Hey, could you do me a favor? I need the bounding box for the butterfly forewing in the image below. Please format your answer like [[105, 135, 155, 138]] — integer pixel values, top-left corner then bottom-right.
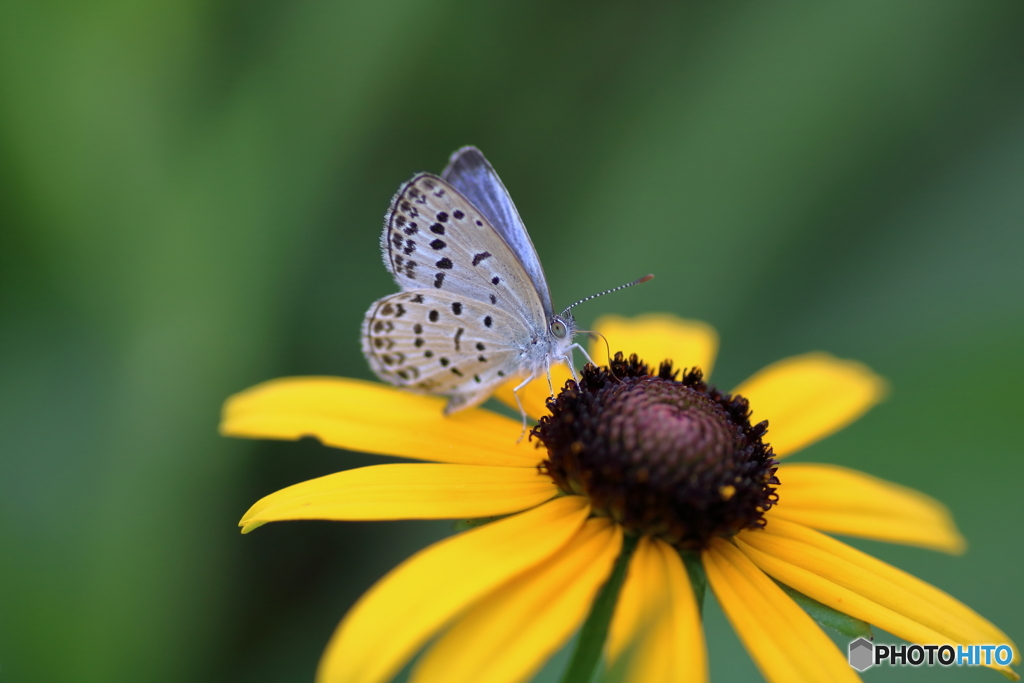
[[362, 290, 526, 411], [382, 174, 547, 332], [441, 147, 554, 319]]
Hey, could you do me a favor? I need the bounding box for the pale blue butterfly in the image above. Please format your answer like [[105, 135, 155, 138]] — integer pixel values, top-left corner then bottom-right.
[[362, 147, 651, 422]]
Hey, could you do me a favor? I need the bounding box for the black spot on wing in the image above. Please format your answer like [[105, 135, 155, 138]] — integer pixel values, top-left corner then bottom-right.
[[408, 186, 427, 205], [434, 273, 445, 288], [430, 239, 446, 250], [436, 258, 453, 269], [398, 367, 421, 382], [472, 252, 491, 266]]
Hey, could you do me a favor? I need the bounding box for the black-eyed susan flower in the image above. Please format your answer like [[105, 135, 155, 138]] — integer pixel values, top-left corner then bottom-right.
[[221, 313, 1018, 683]]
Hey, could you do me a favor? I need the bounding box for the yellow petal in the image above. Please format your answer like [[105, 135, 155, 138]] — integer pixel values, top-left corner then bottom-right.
[[703, 538, 862, 683], [607, 536, 661, 664], [315, 496, 591, 683], [239, 464, 558, 532], [221, 377, 541, 467], [735, 519, 1018, 673], [592, 314, 719, 378], [410, 517, 622, 683], [607, 537, 707, 683], [733, 353, 887, 458], [770, 463, 966, 553], [492, 364, 575, 422]]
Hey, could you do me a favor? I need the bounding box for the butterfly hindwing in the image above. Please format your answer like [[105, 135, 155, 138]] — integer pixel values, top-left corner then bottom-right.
[[362, 290, 528, 410]]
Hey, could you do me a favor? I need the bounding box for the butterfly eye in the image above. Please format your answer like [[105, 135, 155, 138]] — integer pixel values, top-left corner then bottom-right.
[[550, 319, 567, 339]]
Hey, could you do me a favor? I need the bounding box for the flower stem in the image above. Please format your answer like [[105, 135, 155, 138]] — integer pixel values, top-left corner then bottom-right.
[[558, 533, 639, 683]]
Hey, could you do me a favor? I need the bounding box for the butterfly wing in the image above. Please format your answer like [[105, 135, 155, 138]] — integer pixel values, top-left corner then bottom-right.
[[371, 158, 571, 414], [362, 289, 528, 412], [441, 147, 554, 319], [381, 173, 548, 334]]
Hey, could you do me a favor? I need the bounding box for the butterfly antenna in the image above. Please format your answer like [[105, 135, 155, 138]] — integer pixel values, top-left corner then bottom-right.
[[563, 274, 654, 313]]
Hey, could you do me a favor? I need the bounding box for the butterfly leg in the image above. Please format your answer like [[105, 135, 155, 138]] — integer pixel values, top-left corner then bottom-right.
[[568, 343, 598, 371], [554, 354, 578, 384], [512, 372, 539, 443]]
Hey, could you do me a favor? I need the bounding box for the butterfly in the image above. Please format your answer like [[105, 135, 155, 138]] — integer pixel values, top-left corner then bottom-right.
[[361, 146, 650, 421]]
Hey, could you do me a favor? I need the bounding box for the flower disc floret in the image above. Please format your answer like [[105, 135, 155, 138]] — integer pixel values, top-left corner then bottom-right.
[[533, 353, 780, 549]]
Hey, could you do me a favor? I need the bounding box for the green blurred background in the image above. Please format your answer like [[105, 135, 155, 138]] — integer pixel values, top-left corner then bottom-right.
[[1, 1, 1022, 681]]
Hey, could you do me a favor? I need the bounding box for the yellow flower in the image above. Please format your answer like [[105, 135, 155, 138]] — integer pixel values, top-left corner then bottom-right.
[[221, 314, 1017, 683]]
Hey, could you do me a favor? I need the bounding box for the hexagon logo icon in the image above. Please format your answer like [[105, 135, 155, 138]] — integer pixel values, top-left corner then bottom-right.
[[849, 638, 874, 671]]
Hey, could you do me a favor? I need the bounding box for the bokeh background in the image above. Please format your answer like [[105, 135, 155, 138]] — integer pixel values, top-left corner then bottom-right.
[[2, 1, 1022, 681]]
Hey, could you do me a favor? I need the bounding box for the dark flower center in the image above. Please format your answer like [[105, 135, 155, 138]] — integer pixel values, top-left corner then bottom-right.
[[532, 353, 779, 550]]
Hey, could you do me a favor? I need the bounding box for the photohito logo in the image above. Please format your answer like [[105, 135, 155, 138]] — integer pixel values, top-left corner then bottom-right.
[[848, 638, 1014, 672]]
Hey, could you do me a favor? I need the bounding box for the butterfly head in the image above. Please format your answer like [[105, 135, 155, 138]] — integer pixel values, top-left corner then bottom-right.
[[550, 310, 577, 345]]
